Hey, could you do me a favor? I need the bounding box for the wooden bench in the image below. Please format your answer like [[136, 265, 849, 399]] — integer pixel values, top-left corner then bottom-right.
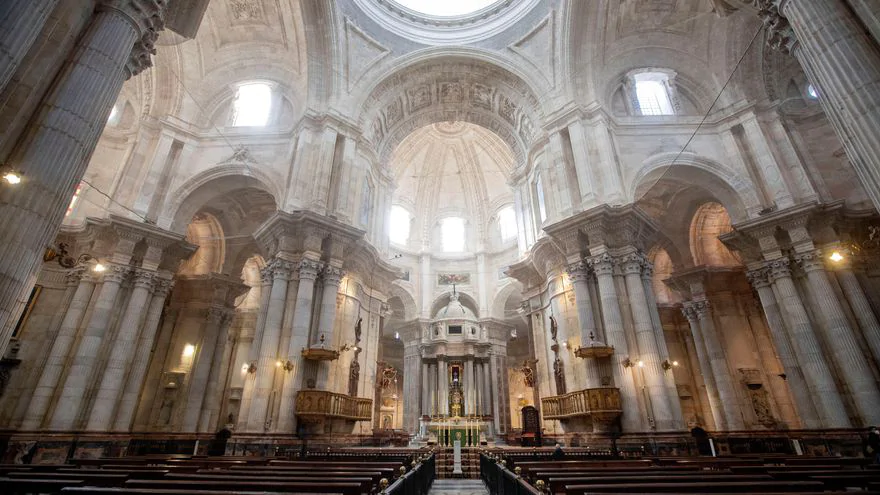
[[562, 480, 825, 493], [5, 471, 128, 487], [124, 478, 365, 494], [0, 476, 86, 494]]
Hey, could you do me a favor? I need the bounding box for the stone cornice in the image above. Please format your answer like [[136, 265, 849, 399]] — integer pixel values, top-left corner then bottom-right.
[[544, 204, 660, 253]]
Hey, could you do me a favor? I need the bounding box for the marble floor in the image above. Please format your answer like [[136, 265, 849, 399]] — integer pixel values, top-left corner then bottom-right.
[[429, 479, 489, 495]]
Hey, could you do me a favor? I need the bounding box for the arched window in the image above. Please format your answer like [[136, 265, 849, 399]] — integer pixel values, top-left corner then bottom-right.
[[807, 84, 818, 99], [498, 205, 517, 242], [107, 104, 121, 126], [389, 205, 411, 245], [534, 174, 547, 224], [231, 83, 272, 126], [441, 217, 465, 252], [632, 72, 674, 116]]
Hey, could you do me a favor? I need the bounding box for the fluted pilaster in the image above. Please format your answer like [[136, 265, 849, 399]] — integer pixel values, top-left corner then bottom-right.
[[113, 278, 172, 431], [0, 0, 167, 357], [797, 251, 880, 425], [682, 304, 724, 430], [590, 253, 641, 431], [836, 266, 880, 365], [768, 258, 850, 427], [694, 300, 745, 429], [21, 268, 94, 430], [246, 259, 293, 432], [86, 269, 157, 431], [0, 0, 59, 92], [198, 310, 234, 432]]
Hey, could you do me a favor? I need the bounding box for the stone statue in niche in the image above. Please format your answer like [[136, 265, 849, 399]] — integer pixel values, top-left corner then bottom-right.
[[748, 386, 776, 427], [520, 361, 535, 388], [549, 315, 558, 342], [348, 357, 360, 396], [354, 317, 362, 343], [553, 355, 566, 395]]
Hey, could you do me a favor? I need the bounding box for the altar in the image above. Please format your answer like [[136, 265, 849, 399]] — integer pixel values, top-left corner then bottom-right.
[[420, 415, 491, 447]]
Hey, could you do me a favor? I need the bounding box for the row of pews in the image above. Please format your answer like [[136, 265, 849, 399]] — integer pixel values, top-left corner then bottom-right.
[[481, 449, 880, 494], [0, 449, 435, 494]]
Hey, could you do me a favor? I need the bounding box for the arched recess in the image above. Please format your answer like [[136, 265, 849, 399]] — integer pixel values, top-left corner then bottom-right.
[[389, 283, 418, 322], [356, 54, 546, 170], [490, 281, 524, 320], [178, 212, 226, 276], [165, 165, 282, 233], [689, 202, 741, 267], [631, 153, 760, 223], [647, 246, 680, 306], [430, 291, 480, 320], [299, 0, 340, 109]]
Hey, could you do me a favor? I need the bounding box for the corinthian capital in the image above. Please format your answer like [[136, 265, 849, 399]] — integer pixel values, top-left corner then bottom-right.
[[566, 260, 591, 283], [100, 0, 168, 34], [132, 269, 157, 289], [692, 300, 712, 318], [767, 258, 792, 281], [322, 266, 345, 286], [298, 260, 323, 281], [742, 0, 798, 53], [746, 266, 772, 289], [795, 250, 826, 273], [589, 253, 615, 276]]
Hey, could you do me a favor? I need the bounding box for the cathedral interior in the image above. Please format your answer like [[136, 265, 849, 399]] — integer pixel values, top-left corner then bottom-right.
[[2, 0, 880, 469]]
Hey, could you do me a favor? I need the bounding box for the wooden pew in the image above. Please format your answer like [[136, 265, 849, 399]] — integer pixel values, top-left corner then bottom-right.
[[0, 476, 86, 494], [562, 480, 825, 493], [123, 478, 364, 494], [5, 471, 127, 487]]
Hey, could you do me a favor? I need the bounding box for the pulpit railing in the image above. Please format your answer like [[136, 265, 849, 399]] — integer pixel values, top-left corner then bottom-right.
[[295, 390, 372, 421], [540, 387, 622, 420]]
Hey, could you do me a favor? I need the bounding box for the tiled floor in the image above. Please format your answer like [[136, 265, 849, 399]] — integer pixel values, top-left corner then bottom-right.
[[428, 479, 489, 495]]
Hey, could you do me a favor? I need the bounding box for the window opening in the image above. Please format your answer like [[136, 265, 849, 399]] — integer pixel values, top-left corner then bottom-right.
[[232, 83, 272, 126]]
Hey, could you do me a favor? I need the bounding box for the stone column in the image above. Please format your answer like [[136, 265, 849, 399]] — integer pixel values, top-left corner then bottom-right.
[[402, 342, 420, 433], [438, 356, 448, 416], [237, 270, 272, 430], [276, 260, 320, 432], [682, 304, 724, 430], [567, 261, 601, 388], [86, 269, 156, 430], [246, 260, 292, 432], [747, 268, 819, 428], [836, 266, 880, 364], [199, 310, 234, 432], [464, 358, 474, 415], [421, 360, 430, 416], [180, 307, 225, 432], [0, 0, 59, 91], [21, 268, 94, 430], [641, 263, 684, 429], [0, 0, 166, 356], [482, 361, 492, 417], [313, 266, 342, 390], [797, 251, 880, 425], [315, 266, 343, 346], [590, 253, 641, 431], [693, 300, 745, 430], [768, 0, 880, 211], [49, 264, 128, 430], [113, 278, 172, 431], [767, 258, 850, 427], [622, 253, 674, 430]]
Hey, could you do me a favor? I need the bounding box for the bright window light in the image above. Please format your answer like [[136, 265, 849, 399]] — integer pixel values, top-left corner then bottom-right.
[[498, 206, 517, 242], [441, 217, 465, 252], [807, 84, 818, 99], [394, 0, 497, 16], [389, 205, 411, 245], [66, 183, 83, 217], [232, 83, 272, 126], [107, 104, 120, 125], [535, 175, 547, 223], [633, 73, 674, 116]]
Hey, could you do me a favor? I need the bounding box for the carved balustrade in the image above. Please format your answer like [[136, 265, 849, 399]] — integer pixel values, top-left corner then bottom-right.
[[541, 387, 622, 421], [295, 390, 372, 421]]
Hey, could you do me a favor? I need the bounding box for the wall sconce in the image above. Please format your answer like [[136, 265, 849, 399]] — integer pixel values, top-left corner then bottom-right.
[[275, 360, 294, 372], [340, 343, 360, 353], [622, 357, 634, 368], [243, 362, 257, 374], [661, 359, 679, 371], [43, 243, 96, 269], [182, 344, 195, 358], [2, 169, 22, 185], [828, 251, 845, 263]]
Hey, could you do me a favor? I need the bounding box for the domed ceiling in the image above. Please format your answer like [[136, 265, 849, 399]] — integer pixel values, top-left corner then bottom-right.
[[390, 122, 515, 245]]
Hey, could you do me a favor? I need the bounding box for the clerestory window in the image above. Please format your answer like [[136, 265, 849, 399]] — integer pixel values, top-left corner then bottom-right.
[[498, 205, 517, 242], [441, 217, 466, 252], [631, 72, 675, 116], [389, 205, 411, 245], [231, 83, 273, 126]]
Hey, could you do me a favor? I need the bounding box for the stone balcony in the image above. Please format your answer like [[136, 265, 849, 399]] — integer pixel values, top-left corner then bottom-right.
[[295, 390, 372, 422], [541, 387, 622, 429]]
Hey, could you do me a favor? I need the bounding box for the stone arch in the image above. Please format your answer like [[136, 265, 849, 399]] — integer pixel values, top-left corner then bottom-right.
[[631, 152, 760, 223], [389, 282, 418, 322], [490, 280, 524, 320], [647, 245, 681, 306], [355, 53, 546, 170], [430, 291, 480, 320], [164, 164, 282, 233], [689, 202, 741, 267], [178, 212, 226, 276]]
